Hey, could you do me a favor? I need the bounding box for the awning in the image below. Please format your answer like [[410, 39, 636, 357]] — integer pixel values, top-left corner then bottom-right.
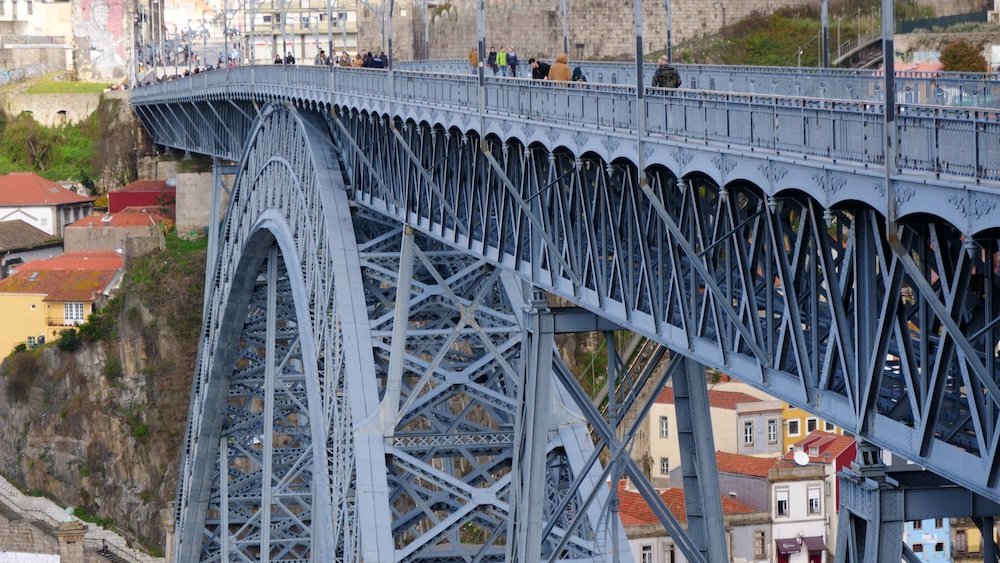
[[802, 536, 828, 552], [776, 538, 802, 555]]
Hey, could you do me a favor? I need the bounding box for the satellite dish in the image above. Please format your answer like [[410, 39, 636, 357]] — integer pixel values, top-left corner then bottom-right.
[[793, 451, 810, 466]]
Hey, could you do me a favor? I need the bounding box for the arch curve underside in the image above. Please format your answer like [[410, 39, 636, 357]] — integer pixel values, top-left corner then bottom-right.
[[175, 103, 622, 561]]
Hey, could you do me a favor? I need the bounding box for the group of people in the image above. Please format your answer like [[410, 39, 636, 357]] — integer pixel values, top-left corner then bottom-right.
[[469, 49, 681, 88], [273, 49, 390, 69]]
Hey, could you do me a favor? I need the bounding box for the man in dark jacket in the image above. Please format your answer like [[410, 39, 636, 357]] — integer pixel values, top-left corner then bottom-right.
[[528, 58, 550, 80], [651, 55, 681, 88]]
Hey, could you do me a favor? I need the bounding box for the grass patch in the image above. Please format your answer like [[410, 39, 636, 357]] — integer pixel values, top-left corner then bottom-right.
[[25, 80, 109, 94], [74, 506, 114, 528]]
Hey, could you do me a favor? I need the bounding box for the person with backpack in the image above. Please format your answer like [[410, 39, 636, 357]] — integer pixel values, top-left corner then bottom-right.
[[652, 55, 681, 88]]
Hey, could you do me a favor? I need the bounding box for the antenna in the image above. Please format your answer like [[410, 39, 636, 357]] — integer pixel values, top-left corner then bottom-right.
[[793, 450, 810, 466]]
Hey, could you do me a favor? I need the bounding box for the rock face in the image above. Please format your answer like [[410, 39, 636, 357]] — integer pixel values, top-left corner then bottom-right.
[[0, 244, 204, 552]]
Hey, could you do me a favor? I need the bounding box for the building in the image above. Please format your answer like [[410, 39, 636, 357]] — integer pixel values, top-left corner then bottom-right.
[[617, 480, 768, 563], [781, 431, 857, 557], [647, 386, 763, 486], [769, 461, 829, 563], [64, 212, 165, 257], [248, 0, 358, 64], [0, 220, 61, 278], [781, 403, 841, 452], [108, 179, 176, 213], [951, 518, 988, 561], [0, 173, 95, 237], [737, 400, 785, 457], [0, 251, 123, 353], [904, 518, 950, 561]]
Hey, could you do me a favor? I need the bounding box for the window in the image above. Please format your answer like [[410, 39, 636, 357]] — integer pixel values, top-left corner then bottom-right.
[[956, 530, 968, 553], [65, 302, 85, 325], [935, 542, 944, 552], [659, 416, 669, 438], [913, 543, 923, 553], [807, 486, 821, 514], [934, 518, 943, 528], [787, 419, 800, 437], [640, 545, 652, 563], [667, 543, 676, 563], [743, 421, 754, 446], [754, 530, 767, 558], [767, 419, 778, 444], [27, 336, 35, 347], [824, 421, 836, 432], [776, 488, 789, 517], [660, 457, 669, 475], [806, 417, 818, 433], [0, 1, 5, 16], [26, 0, 30, 14], [912, 520, 922, 530]]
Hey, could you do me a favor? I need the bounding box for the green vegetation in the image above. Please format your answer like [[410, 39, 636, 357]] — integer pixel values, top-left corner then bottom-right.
[[74, 505, 115, 528], [103, 356, 123, 382], [55, 328, 82, 352], [0, 111, 98, 186], [1, 350, 41, 403], [940, 39, 989, 72], [25, 79, 109, 95]]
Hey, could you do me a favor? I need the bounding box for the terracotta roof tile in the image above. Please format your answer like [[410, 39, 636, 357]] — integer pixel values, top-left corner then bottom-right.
[[715, 451, 778, 478], [69, 213, 157, 228], [0, 220, 59, 252], [616, 481, 755, 526], [783, 431, 857, 464], [22, 251, 124, 271], [0, 251, 123, 301], [655, 387, 763, 409], [0, 173, 95, 205], [115, 179, 175, 193]]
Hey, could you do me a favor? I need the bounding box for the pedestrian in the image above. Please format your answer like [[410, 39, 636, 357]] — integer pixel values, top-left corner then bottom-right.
[[284, 51, 295, 65], [274, 54, 283, 64], [468, 46, 479, 73], [353, 53, 364, 67], [508, 49, 519, 77], [497, 46, 508, 76], [547, 53, 571, 81], [487, 47, 497, 75], [377, 51, 388, 68], [314, 49, 327, 66], [651, 55, 681, 88], [363, 51, 374, 68], [571, 67, 587, 82], [528, 57, 550, 79], [340, 51, 352, 66]]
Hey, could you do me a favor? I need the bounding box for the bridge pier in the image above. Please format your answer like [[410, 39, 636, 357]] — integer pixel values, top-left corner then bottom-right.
[[835, 441, 907, 563]]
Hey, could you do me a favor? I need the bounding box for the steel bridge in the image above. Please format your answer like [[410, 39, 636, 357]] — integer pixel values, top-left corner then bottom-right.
[[132, 61, 1000, 562]]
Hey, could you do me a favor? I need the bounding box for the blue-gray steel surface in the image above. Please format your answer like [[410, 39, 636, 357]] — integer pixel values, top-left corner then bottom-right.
[[132, 66, 1000, 184], [393, 59, 1000, 108]]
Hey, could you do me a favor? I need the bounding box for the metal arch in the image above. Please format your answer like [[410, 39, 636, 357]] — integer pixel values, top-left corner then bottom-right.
[[175, 102, 394, 561]]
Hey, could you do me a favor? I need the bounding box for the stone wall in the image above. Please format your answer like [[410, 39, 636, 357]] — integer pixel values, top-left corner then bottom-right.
[[176, 171, 231, 236], [361, 0, 993, 62], [1, 92, 103, 127], [64, 224, 164, 258], [0, 517, 58, 555]]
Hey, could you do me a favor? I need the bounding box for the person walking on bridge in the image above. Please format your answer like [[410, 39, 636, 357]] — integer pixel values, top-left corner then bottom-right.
[[651, 55, 681, 88], [508, 49, 519, 77], [497, 47, 508, 76], [547, 53, 571, 81], [468, 46, 479, 74], [528, 57, 550, 79]]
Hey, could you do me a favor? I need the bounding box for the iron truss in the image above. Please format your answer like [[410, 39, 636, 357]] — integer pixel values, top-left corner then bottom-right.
[[174, 103, 647, 561]]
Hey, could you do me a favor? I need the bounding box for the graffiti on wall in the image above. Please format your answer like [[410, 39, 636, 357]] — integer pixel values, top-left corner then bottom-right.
[[74, 0, 128, 79]]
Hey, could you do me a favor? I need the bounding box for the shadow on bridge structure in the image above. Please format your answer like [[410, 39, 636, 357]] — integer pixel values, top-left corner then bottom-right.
[[131, 59, 1000, 562]]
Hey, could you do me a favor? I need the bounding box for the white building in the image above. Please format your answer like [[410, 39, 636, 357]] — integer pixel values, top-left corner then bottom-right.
[[647, 386, 763, 486], [0, 173, 94, 237], [770, 462, 829, 563]]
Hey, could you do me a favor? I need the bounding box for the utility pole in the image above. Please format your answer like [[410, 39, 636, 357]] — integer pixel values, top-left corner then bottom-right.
[[663, 0, 672, 63], [821, 0, 829, 67], [560, 0, 568, 54]]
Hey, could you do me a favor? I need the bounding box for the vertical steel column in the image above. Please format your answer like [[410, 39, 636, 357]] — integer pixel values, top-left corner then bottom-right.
[[218, 437, 229, 561], [663, 0, 672, 63], [560, 0, 569, 55], [506, 294, 554, 562], [378, 225, 414, 435], [606, 331, 622, 563], [259, 246, 278, 562], [674, 357, 729, 562], [204, 158, 224, 313], [855, 210, 877, 431], [821, 0, 829, 67], [982, 516, 997, 562], [881, 0, 898, 232], [835, 442, 906, 563]]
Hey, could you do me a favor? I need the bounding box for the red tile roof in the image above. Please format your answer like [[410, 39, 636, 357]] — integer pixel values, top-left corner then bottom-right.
[[715, 451, 778, 478], [0, 252, 123, 302], [21, 251, 124, 271], [0, 173, 95, 206], [115, 179, 174, 193], [616, 481, 755, 526], [69, 213, 157, 228], [655, 387, 762, 409], [783, 431, 857, 464]]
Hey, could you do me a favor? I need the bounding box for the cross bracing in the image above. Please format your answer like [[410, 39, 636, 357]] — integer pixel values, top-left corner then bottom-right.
[[132, 65, 1000, 561]]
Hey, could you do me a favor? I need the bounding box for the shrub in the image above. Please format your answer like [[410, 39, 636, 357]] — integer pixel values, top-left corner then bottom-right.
[[2, 352, 41, 403], [11, 343, 27, 354], [103, 356, 123, 382], [55, 329, 81, 352], [940, 40, 988, 73]]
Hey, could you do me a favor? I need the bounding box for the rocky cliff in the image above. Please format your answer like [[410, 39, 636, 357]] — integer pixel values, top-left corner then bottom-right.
[[0, 235, 205, 553]]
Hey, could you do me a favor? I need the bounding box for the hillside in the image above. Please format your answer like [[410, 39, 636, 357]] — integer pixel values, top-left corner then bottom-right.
[[0, 232, 206, 553]]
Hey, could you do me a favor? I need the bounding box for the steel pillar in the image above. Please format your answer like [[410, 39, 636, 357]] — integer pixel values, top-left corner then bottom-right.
[[674, 358, 728, 562], [835, 442, 906, 563]]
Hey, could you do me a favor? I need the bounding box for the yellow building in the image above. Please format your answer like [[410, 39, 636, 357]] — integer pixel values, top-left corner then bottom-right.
[[952, 518, 986, 561], [0, 252, 123, 355], [781, 402, 843, 452]]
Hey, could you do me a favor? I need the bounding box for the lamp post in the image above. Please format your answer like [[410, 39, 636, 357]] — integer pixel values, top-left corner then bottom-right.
[[881, 0, 898, 230], [821, 0, 829, 67], [663, 0, 672, 63], [560, 0, 568, 54], [797, 47, 803, 68]]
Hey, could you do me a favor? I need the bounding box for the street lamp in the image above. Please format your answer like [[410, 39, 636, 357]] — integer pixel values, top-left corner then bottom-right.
[[797, 47, 803, 68]]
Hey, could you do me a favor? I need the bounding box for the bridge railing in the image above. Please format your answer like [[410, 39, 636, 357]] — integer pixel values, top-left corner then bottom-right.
[[132, 67, 1000, 182]]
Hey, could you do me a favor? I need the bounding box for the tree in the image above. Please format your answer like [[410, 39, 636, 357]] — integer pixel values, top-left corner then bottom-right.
[[940, 40, 988, 73], [0, 113, 58, 170]]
